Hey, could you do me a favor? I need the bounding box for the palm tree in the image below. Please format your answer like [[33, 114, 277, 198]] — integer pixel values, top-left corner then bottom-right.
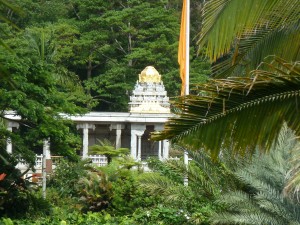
[[138, 149, 240, 224], [198, 0, 299, 78], [148, 127, 300, 224], [284, 140, 300, 201], [152, 0, 300, 158], [153, 58, 300, 157], [211, 128, 300, 225]]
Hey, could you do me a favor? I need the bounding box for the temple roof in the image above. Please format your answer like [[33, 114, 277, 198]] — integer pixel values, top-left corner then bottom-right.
[[129, 66, 170, 114], [139, 66, 161, 83]]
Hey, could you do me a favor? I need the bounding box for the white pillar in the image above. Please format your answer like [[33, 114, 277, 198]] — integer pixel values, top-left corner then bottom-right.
[[116, 129, 122, 149], [82, 127, 89, 159], [184, 151, 189, 186], [130, 124, 146, 161], [110, 124, 125, 149], [130, 132, 137, 160], [137, 135, 142, 161], [43, 139, 51, 159], [154, 124, 170, 161], [163, 140, 169, 160], [158, 141, 162, 160], [6, 121, 19, 154], [77, 123, 95, 159]]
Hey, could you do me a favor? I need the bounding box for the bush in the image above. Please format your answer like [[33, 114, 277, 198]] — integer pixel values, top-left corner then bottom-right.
[[47, 159, 89, 197], [108, 169, 155, 216], [133, 205, 191, 225]]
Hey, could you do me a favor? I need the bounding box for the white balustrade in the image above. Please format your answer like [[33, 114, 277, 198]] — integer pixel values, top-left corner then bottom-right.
[[16, 154, 108, 176], [88, 155, 108, 167]]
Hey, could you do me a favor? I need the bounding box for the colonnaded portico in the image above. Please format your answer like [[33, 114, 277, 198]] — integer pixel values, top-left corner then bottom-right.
[[73, 66, 172, 161], [72, 112, 170, 161], [4, 66, 172, 163]]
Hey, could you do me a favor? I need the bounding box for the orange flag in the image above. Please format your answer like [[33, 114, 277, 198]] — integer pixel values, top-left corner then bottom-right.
[[178, 0, 187, 96]]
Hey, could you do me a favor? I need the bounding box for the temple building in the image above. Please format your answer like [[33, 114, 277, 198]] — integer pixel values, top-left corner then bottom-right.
[[73, 66, 171, 161], [5, 66, 172, 165]]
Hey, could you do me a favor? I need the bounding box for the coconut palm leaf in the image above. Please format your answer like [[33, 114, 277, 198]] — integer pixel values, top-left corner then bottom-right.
[[198, 0, 300, 77], [212, 21, 300, 77], [211, 130, 300, 225], [138, 172, 186, 203], [199, 0, 299, 60], [284, 142, 300, 201], [152, 57, 300, 157], [0, 0, 22, 30]]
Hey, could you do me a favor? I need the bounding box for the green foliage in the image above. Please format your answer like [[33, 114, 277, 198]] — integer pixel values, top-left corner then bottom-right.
[[0, 174, 51, 219], [211, 128, 300, 224], [0, 25, 92, 168], [108, 168, 155, 216], [7, 0, 208, 111], [89, 139, 129, 164], [0, 155, 50, 218], [198, 0, 300, 77], [133, 205, 191, 225], [77, 169, 113, 212], [139, 155, 230, 224], [48, 159, 89, 197], [153, 57, 300, 158]]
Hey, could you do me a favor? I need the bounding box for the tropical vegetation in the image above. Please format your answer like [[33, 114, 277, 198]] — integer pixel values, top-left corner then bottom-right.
[[1, 0, 300, 224], [153, 0, 300, 157]]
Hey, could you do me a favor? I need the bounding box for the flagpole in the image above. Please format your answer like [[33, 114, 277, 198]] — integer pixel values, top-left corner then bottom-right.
[[183, 0, 190, 186], [185, 0, 190, 96]]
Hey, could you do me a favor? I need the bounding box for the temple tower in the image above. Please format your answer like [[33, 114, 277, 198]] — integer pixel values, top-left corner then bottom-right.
[[129, 66, 170, 113]]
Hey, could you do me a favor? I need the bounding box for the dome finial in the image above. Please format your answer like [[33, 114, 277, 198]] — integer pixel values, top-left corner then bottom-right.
[[139, 66, 161, 83]]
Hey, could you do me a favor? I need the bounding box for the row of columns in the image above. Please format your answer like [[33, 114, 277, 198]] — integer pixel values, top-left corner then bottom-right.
[[77, 123, 169, 161], [6, 121, 169, 162]]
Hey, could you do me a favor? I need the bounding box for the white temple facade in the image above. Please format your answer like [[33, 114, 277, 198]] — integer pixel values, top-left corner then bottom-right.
[[74, 66, 171, 161], [5, 66, 172, 163]]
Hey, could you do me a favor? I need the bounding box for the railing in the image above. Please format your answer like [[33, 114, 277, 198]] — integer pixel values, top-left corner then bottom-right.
[[16, 154, 43, 172], [16, 154, 108, 173], [88, 155, 108, 167]]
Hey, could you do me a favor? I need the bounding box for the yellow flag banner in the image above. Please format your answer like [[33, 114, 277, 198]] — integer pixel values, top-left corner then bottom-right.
[[178, 0, 186, 96]]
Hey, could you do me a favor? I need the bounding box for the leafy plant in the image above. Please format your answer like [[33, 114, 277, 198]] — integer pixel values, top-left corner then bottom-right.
[[198, 0, 299, 77], [138, 152, 236, 224], [48, 159, 90, 197], [153, 57, 300, 158], [89, 139, 129, 164], [211, 128, 300, 224], [76, 169, 113, 213]]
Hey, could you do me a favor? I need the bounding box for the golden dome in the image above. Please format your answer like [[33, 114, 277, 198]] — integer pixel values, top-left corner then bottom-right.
[[139, 66, 161, 83]]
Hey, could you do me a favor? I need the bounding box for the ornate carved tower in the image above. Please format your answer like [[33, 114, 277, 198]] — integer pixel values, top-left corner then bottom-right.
[[129, 66, 170, 113]]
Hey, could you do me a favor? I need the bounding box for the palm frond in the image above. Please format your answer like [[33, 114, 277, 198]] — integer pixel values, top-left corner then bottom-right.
[[212, 21, 300, 77], [0, 0, 23, 29], [211, 133, 300, 224], [138, 173, 187, 203], [152, 57, 300, 157], [198, 0, 300, 62], [284, 143, 300, 201]]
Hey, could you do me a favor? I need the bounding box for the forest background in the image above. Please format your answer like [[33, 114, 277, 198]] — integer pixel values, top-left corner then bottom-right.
[[2, 0, 209, 111], [1, 0, 299, 224], [0, 0, 209, 163]]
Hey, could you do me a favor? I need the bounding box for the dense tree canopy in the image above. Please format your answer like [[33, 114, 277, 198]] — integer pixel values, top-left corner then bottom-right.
[[0, 0, 209, 168], [5, 0, 209, 111]]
